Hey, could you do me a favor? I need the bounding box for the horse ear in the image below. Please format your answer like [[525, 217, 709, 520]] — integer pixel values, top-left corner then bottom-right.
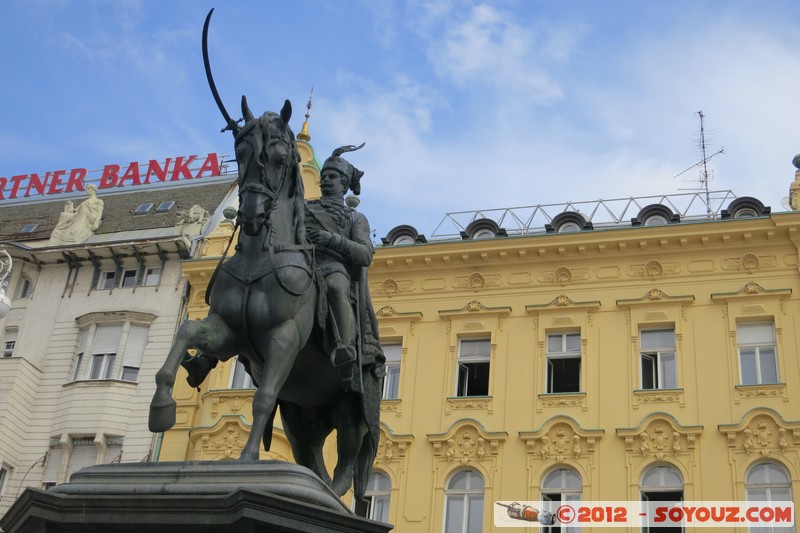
[[280, 99, 292, 125], [241, 95, 255, 123]]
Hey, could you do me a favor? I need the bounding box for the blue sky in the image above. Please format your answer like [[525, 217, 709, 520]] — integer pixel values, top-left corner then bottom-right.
[[2, 0, 800, 239]]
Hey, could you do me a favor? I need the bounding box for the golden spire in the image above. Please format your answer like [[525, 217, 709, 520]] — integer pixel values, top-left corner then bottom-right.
[[297, 86, 313, 142]]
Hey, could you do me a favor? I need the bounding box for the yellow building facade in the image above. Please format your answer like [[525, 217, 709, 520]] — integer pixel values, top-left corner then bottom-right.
[[157, 137, 800, 531]]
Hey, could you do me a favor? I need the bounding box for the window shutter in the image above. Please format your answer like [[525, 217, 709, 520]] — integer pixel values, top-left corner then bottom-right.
[[42, 446, 64, 483], [76, 328, 90, 354], [123, 325, 149, 369], [68, 439, 98, 477], [93, 325, 123, 354]]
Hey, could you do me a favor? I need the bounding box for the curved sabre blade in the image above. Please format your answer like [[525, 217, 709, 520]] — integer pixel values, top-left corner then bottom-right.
[[202, 8, 238, 133]]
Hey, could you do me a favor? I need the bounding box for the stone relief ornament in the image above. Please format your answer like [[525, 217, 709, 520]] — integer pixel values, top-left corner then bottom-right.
[[453, 272, 501, 292], [49, 185, 105, 245], [429, 423, 504, 465], [628, 260, 680, 280]]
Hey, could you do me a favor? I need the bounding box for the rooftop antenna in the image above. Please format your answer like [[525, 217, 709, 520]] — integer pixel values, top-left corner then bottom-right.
[[674, 110, 724, 218]]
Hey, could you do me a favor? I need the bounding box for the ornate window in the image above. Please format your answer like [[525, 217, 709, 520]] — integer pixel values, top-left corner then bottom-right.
[[737, 322, 778, 385], [641, 465, 684, 533], [640, 329, 676, 390], [541, 468, 582, 532], [746, 463, 793, 529], [364, 471, 391, 523], [456, 339, 491, 397], [382, 343, 401, 400], [546, 332, 581, 393], [444, 469, 484, 533]]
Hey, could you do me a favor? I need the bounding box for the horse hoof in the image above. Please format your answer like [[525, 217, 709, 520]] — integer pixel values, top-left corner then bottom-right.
[[331, 478, 351, 497], [238, 450, 259, 461], [149, 397, 177, 432]]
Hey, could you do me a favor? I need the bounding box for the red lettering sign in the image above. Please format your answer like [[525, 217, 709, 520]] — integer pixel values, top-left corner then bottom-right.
[[1, 153, 222, 201]]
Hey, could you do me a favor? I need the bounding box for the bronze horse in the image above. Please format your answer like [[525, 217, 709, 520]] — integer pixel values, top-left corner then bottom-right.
[[148, 97, 379, 507]]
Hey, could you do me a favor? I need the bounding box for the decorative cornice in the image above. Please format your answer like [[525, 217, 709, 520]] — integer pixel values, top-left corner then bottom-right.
[[428, 418, 507, 464], [718, 408, 800, 457], [616, 288, 695, 308], [526, 295, 601, 314], [520, 416, 604, 462], [76, 310, 157, 326], [711, 282, 792, 302], [617, 413, 702, 461], [438, 300, 512, 319], [374, 305, 423, 321]]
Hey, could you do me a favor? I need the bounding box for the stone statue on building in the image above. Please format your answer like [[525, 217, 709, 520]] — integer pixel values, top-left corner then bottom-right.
[[177, 204, 209, 225], [49, 185, 104, 245]]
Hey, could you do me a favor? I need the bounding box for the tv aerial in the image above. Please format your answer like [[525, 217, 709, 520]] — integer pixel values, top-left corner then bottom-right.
[[674, 110, 724, 218]]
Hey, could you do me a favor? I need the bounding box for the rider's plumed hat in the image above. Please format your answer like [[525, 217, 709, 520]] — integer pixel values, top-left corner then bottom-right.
[[322, 143, 365, 195]]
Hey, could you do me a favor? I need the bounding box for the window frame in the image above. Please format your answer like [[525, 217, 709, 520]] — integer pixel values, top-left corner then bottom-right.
[[229, 356, 256, 389], [96, 271, 117, 291], [541, 468, 582, 532], [443, 469, 485, 533], [455, 338, 491, 398], [545, 331, 582, 394], [737, 321, 779, 386], [16, 274, 33, 299], [143, 266, 162, 287], [639, 328, 677, 390], [3, 327, 18, 357], [119, 269, 138, 289], [381, 343, 402, 400], [364, 471, 391, 523], [0, 463, 10, 500], [745, 462, 793, 511], [71, 321, 150, 383]]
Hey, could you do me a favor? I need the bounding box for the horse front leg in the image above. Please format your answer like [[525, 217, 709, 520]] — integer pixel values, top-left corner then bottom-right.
[[240, 320, 300, 460], [149, 314, 237, 432]]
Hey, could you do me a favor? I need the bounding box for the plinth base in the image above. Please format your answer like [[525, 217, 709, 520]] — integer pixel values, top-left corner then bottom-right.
[[0, 461, 392, 533]]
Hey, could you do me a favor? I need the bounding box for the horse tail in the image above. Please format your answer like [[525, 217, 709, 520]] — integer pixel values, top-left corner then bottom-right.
[[352, 430, 377, 515]]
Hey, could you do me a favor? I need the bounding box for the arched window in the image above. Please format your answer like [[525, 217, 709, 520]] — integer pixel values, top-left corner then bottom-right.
[[541, 468, 582, 532], [364, 471, 391, 523], [746, 463, 794, 533], [641, 465, 684, 533], [444, 469, 484, 533]]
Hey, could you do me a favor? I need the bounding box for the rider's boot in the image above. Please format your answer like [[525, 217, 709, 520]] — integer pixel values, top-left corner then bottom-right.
[[331, 344, 356, 390], [181, 352, 219, 389]]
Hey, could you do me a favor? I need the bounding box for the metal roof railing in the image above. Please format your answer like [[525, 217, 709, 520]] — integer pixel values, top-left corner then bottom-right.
[[431, 190, 740, 239]]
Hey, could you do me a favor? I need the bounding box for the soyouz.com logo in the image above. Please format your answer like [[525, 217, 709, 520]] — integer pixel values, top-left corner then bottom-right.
[[494, 501, 795, 528]]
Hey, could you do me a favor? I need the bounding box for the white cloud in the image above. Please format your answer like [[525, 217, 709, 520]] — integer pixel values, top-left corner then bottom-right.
[[425, 3, 564, 103]]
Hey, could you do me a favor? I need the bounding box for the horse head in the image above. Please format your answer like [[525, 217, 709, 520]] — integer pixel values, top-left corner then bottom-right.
[[234, 97, 295, 236]]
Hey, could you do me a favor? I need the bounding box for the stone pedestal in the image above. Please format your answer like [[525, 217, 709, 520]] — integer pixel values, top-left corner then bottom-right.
[[0, 461, 392, 533]]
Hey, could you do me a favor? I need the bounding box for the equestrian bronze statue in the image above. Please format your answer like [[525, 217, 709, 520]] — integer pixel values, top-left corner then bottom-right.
[[149, 9, 385, 514]]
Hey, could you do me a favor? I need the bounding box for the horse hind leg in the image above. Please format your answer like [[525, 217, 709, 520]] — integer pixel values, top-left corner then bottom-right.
[[149, 314, 237, 432], [280, 402, 333, 486], [330, 394, 369, 497]]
